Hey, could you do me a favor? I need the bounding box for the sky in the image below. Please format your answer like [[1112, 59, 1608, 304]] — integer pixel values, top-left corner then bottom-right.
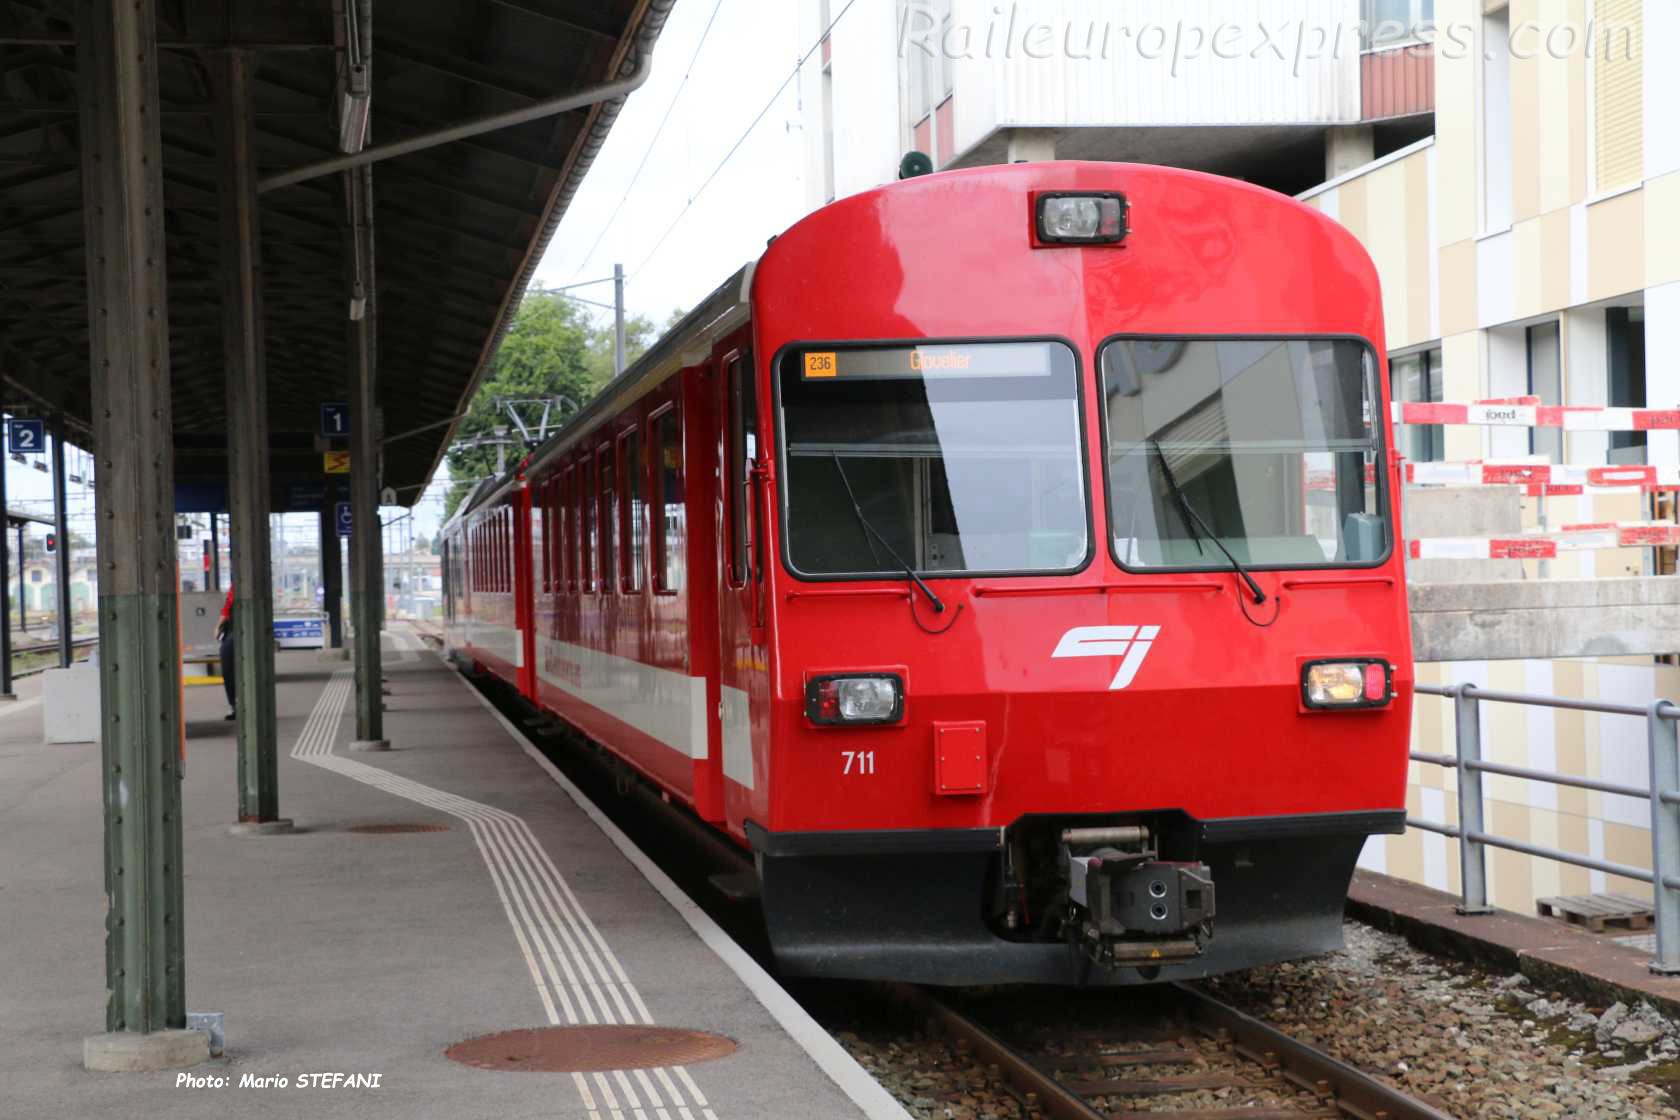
[[410, 0, 809, 535]]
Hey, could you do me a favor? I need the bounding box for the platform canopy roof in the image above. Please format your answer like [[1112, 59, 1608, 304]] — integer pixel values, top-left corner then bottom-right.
[[0, 0, 670, 505]]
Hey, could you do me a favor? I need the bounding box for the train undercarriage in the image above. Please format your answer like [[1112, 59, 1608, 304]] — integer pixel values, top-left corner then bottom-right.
[[748, 809, 1404, 987]]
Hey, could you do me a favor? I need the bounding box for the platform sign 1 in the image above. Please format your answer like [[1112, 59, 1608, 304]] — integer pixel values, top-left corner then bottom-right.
[[7, 418, 44, 454], [320, 402, 350, 437], [335, 501, 352, 537]]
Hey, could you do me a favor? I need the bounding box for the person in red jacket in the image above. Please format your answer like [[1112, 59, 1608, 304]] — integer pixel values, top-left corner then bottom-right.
[[216, 586, 235, 721]]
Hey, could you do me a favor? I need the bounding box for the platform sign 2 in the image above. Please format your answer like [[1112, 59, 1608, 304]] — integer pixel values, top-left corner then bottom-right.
[[320, 402, 350, 438], [7, 418, 44, 455], [336, 501, 352, 537]]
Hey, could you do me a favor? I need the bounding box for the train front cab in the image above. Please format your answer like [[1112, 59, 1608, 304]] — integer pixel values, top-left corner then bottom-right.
[[735, 162, 1414, 986]]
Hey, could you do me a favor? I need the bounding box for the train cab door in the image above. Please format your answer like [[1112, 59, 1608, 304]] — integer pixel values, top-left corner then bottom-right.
[[716, 348, 769, 822], [515, 482, 538, 700]]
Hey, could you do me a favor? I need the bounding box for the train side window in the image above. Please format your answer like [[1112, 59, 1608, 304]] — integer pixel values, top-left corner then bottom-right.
[[652, 405, 684, 594], [621, 427, 645, 593], [597, 444, 616, 592], [562, 465, 576, 593], [726, 353, 757, 587], [556, 474, 568, 593], [538, 480, 551, 594]]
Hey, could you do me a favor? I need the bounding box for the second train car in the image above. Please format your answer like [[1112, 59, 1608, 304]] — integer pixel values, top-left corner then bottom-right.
[[441, 160, 1413, 986]]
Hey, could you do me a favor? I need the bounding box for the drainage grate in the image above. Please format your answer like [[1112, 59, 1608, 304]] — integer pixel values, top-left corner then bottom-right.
[[445, 1025, 737, 1073], [348, 823, 450, 835]]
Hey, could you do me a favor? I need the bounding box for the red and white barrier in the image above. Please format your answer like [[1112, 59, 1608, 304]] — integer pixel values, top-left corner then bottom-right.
[[1408, 521, 1680, 560], [1393, 396, 1680, 431], [1404, 460, 1680, 496]]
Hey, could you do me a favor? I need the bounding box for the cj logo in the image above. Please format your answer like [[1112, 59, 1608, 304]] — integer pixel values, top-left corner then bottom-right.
[[1052, 626, 1160, 690]]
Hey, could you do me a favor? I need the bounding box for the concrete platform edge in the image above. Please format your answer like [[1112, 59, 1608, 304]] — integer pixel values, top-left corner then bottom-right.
[[451, 671, 914, 1120], [1347, 870, 1680, 1018]]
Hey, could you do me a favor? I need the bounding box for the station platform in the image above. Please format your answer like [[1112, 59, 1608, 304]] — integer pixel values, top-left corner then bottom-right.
[[1349, 869, 1680, 1018], [0, 627, 906, 1120]]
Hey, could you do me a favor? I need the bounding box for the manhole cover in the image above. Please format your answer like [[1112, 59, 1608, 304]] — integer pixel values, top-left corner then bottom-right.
[[348, 823, 450, 834], [445, 1025, 737, 1073]]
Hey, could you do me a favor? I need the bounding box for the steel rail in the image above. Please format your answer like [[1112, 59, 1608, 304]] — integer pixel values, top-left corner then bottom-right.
[[892, 982, 1455, 1120], [1172, 984, 1456, 1120]]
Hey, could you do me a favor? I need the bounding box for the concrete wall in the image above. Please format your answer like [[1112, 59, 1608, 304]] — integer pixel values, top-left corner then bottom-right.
[[799, 0, 1366, 209]]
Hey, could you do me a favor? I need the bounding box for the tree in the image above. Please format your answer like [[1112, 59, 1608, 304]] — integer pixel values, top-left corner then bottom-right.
[[442, 291, 664, 518]]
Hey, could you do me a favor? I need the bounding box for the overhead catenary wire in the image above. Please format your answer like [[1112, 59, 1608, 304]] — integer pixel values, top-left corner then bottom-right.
[[573, 0, 727, 277], [632, 0, 859, 277]]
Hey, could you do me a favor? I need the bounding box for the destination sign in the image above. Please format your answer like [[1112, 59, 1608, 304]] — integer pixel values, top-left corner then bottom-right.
[[801, 342, 1057, 381]]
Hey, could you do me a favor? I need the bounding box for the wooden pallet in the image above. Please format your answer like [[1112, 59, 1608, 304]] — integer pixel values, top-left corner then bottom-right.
[[1536, 892, 1654, 932]]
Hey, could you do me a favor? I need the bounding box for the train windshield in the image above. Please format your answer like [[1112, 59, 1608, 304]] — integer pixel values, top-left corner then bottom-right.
[[778, 341, 1089, 577], [1100, 337, 1388, 571]]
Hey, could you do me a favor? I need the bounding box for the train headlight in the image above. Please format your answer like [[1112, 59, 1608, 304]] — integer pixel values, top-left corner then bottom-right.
[[1302, 660, 1393, 710], [1035, 192, 1129, 245], [805, 674, 904, 726]]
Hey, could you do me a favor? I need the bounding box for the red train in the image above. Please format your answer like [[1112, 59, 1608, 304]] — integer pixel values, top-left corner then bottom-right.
[[441, 161, 1413, 986]]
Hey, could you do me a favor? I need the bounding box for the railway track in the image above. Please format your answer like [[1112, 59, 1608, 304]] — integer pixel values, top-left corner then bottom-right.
[[892, 981, 1456, 1120]]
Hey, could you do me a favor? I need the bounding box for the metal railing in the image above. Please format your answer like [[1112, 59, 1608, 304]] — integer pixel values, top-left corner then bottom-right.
[[1409, 682, 1680, 974]]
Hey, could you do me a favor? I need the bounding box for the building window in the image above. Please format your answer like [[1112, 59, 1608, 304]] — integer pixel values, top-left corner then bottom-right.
[[1608, 306, 1647, 457], [1593, 0, 1644, 193], [1482, 5, 1513, 232], [902, 0, 952, 162], [1362, 0, 1434, 50], [1392, 348, 1444, 462], [1527, 321, 1562, 463]]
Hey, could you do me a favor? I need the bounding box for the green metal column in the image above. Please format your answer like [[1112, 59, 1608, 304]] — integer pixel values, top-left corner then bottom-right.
[[76, 0, 187, 1039], [348, 165, 386, 750], [321, 500, 344, 651], [211, 49, 286, 827]]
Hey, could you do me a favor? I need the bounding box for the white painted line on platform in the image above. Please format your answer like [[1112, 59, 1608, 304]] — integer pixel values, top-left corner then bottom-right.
[[456, 666, 915, 1120], [290, 666, 715, 1120]]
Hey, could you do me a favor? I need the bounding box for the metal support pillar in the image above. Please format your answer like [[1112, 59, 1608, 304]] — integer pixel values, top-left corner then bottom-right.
[[0, 462, 14, 698], [613, 262, 626, 375], [321, 501, 344, 650], [51, 420, 72, 667], [76, 0, 201, 1066], [348, 164, 386, 750], [16, 523, 25, 633], [209, 513, 221, 591], [1453, 685, 1493, 915], [212, 49, 286, 830], [1648, 702, 1680, 974]]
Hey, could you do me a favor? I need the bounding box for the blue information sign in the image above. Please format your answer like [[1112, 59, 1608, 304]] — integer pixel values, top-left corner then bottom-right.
[[320, 402, 350, 438], [335, 501, 353, 537], [7, 418, 44, 454], [273, 617, 325, 649]]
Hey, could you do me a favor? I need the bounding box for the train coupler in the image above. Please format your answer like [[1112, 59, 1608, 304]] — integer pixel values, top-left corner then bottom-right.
[[1063, 834, 1216, 971]]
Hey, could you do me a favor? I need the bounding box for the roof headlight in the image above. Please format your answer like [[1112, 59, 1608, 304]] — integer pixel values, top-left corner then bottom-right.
[[1035, 192, 1129, 245]]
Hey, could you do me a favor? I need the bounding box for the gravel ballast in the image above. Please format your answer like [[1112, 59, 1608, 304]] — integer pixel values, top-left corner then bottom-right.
[[1203, 921, 1680, 1119], [823, 920, 1680, 1120]]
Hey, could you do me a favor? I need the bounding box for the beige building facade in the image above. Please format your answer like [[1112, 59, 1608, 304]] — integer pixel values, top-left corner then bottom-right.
[[1304, 0, 1680, 909]]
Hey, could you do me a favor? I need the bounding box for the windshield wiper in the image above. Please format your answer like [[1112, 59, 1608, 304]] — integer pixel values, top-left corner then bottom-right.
[[830, 451, 946, 614], [1148, 440, 1266, 605]]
